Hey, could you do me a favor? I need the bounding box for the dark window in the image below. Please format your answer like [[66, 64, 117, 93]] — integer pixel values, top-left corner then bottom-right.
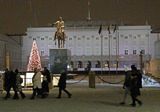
[[113, 37, 116, 39], [124, 36, 128, 39], [87, 37, 90, 40], [141, 50, 145, 54], [120, 34, 123, 37], [104, 37, 108, 39], [125, 50, 128, 55], [96, 37, 99, 40], [133, 50, 137, 54], [78, 61, 83, 68]]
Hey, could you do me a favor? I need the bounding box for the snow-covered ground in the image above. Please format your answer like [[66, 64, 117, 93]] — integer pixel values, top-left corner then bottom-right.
[[142, 75, 160, 87], [67, 75, 160, 87]]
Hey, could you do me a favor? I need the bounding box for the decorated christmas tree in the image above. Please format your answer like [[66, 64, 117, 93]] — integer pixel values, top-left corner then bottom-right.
[[27, 40, 42, 71]]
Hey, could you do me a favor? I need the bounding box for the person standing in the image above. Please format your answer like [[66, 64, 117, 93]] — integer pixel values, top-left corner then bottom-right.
[[30, 68, 42, 99], [57, 71, 72, 98]]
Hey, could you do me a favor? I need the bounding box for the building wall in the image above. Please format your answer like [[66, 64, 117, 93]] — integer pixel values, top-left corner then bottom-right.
[[150, 59, 160, 77], [0, 34, 22, 70], [22, 25, 157, 71]]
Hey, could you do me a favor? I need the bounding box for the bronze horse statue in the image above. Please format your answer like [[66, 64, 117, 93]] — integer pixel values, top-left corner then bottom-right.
[[52, 16, 66, 48], [54, 30, 66, 48]]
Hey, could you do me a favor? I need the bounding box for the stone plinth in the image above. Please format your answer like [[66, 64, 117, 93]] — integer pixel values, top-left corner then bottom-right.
[[49, 49, 71, 74]]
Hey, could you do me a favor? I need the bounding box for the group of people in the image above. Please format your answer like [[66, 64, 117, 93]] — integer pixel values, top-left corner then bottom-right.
[[30, 67, 71, 99], [30, 67, 51, 99], [3, 67, 72, 100], [120, 65, 143, 107], [3, 64, 142, 107], [3, 68, 25, 100]]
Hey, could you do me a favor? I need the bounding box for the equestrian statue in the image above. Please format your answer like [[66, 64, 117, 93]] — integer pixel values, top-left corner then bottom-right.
[[53, 17, 66, 48]]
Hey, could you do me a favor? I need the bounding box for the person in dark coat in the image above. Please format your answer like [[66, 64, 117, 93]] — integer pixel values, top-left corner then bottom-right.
[[41, 67, 51, 98], [4, 68, 19, 100], [130, 65, 142, 107], [3, 68, 11, 99], [15, 69, 26, 99], [57, 71, 72, 98], [120, 69, 131, 105]]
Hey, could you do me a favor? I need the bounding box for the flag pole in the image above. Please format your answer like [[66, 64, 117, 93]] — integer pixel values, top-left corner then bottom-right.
[[108, 34, 111, 75], [98, 25, 103, 76], [100, 33, 103, 76], [114, 25, 118, 75], [108, 25, 111, 75]]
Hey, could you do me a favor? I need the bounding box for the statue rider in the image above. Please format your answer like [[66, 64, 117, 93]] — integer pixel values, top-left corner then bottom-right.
[[54, 16, 65, 40]]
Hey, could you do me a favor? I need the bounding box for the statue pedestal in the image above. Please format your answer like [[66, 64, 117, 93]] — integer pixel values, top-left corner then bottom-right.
[[49, 49, 71, 74]]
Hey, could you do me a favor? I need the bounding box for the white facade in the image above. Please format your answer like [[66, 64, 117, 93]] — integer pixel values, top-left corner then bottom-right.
[[22, 25, 157, 71]]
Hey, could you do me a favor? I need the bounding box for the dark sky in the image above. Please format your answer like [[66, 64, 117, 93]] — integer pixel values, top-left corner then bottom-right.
[[0, 0, 160, 34]]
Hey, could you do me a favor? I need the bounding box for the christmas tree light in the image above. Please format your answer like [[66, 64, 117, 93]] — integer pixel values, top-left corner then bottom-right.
[[27, 40, 42, 71]]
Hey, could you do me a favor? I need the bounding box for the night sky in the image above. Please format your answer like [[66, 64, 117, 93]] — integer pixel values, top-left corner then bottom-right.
[[0, 0, 160, 34]]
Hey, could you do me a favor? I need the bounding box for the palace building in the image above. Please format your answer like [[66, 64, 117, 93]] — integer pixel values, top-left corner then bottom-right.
[[21, 21, 160, 72]]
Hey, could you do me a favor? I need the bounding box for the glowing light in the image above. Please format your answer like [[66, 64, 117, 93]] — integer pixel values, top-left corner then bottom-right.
[[27, 40, 42, 71]]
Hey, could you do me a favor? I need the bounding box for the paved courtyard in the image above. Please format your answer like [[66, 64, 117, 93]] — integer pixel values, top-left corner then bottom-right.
[[0, 84, 160, 112]]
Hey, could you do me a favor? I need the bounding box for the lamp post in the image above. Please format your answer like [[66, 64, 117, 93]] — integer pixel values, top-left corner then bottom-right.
[[139, 50, 143, 73]]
